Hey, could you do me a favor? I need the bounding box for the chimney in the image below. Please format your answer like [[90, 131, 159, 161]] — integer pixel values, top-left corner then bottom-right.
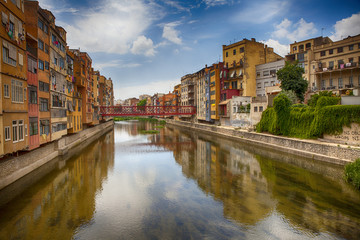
[[251, 38, 256, 42]]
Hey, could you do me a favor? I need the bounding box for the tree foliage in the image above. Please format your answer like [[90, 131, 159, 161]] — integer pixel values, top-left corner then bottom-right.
[[137, 99, 147, 106], [277, 61, 308, 102]]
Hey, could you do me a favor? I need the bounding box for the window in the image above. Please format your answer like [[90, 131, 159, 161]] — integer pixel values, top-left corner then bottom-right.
[[297, 53, 304, 61], [305, 43, 311, 49], [256, 72, 260, 77], [4, 84, 9, 98], [59, 57, 64, 69], [4, 127, 10, 141], [3, 43, 16, 66], [45, 44, 49, 54], [11, 79, 24, 103], [349, 76, 353, 86], [52, 94, 62, 107], [231, 81, 237, 89], [338, 78, 343, 88], [225, 52, 228, 57], [299, 45, 304, 51], [45, 61, 49, 70], [40, 120, 50, 135], [44, 24, 48, 34], [240, 47, 244, 53], [28, 57, 37, 73], [329, 61, 334, 68], [338, 47, 343, 53], [18, 120, 24, 141], [40, 98, 49, 112], [39, 81, 49, 92], [38, 60, 44, 70], [38, 39, 44, 50], [349, 58, 353, 63], [329, 49, 333, 55], [257, 83, 261, 89], [321, 80, 325, 89], [320, 51, 326, 56], [38, 19, 44, 30], [29, 87, 37, 104], [329, 79, 333, 87], [292, 46, 297, 51], [12, 120, 18, 142], [349, 45, 354, 51], [254, 106, 258, 112], [233, 49, 236, 55], [259, 106, 263, 112], [53, 57, 57, 65], [29, 118, 38, 136], [263, 71, 269, 76], [52, 123, 67, 133], [270, 69, 276, 76]]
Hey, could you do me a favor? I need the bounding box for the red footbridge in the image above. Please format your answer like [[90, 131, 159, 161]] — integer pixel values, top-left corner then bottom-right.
[[100, 106, 196, 117]]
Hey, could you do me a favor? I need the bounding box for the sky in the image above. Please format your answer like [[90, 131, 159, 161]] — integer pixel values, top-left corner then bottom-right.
[[36, 0, 360, 100]]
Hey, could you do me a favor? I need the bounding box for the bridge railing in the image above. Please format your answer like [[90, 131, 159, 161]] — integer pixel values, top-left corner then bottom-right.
[[100, 105, 196, 116]]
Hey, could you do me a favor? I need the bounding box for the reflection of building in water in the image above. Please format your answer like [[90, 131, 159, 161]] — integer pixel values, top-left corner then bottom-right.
[[0, 132, 114, 240]]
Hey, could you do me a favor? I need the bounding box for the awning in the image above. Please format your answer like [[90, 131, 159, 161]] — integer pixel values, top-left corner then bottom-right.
[[219, 99, 231, 105], [230, 71, 235, 78]]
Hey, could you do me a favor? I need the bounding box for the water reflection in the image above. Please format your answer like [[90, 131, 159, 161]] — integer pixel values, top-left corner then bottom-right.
[[0, 131, 114, 240], [0, 121, 360, 240]]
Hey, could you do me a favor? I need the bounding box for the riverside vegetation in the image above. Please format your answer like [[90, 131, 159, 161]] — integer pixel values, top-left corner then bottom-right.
[[256, 91, 360, 190]]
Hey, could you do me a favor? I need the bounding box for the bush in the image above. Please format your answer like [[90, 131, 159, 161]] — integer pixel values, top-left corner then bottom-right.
[[344, 159, 360, 189], [308, 91, 334, 107]]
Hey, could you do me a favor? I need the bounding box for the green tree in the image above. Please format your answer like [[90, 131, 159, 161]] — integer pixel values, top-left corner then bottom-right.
[[277, 61, 308, 102], [137, 99, 147, 106]]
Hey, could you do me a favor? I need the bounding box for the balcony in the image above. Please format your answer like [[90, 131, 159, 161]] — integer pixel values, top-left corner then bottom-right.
[[315, 62, 358, 74]]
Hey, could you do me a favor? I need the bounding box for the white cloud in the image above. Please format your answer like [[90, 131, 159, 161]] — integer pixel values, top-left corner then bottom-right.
[[273, 18, 317, 42], [262, 39, 289, 57], [162, 22, 182, 45], [93, 60, 141, 71], [203, 0, 229, 7], [49, 0, 162, 55], [330, 12, 360, 41], [233, 0, 288, 24], [164, 0, 190, 13], [131, 36, 156, 57], [115, 79, 179, 99]]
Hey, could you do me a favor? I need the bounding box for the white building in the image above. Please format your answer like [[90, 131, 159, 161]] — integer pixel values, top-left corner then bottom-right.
[[256, 60, 284, 96]]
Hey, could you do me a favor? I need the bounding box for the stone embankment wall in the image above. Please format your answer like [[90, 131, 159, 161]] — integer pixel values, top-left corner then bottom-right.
[[166, 120, 360, 165], [0, 121, 114, 190]]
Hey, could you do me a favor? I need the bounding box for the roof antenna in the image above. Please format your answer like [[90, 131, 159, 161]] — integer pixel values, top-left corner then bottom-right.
[[321, 27, 325, 37]]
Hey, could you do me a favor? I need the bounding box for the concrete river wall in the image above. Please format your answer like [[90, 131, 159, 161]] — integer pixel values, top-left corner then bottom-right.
[[0, 121, 114, 190], [166, 120, 360, 165]]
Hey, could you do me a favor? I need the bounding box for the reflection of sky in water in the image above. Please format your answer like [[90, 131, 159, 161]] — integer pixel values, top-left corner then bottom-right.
[[2, 121, 358, 240]]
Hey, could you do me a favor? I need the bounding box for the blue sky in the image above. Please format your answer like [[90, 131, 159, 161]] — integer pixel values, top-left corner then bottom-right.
[[37, 0, 360, 100]]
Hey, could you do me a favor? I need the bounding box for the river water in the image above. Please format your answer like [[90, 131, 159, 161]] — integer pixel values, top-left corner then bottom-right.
[[0, 121, 360, 240]]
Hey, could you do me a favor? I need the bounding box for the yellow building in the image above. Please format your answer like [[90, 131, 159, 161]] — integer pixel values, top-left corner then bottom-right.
[[92, 69, 100, 125], [1, 1, 28, 156], [311, 34, 360, 95], [210, 63, 221, 121], [285, 36, 332, 90], [223, 38, 283, 97]]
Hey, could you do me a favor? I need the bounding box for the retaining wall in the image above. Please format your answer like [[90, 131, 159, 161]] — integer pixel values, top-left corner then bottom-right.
[[166, 120, 360, 165], [0, 121, 114, 190]]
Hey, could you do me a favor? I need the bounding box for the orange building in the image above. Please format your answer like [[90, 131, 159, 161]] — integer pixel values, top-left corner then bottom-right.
[[92, 69, 100, 125], [1, 1, 29, 155], [24, 1, 52, 148]]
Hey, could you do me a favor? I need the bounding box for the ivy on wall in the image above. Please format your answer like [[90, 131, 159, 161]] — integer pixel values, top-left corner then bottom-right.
[[256, 93, 360, 139]]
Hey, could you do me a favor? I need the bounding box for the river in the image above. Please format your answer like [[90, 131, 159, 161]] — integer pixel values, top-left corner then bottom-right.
[[0, 120, 359, 240]]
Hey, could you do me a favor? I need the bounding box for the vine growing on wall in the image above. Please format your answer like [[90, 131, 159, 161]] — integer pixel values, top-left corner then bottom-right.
[[256, 94, 359, 139]]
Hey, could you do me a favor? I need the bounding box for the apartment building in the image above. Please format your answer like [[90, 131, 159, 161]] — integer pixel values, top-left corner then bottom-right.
[[25, 1, 51, 145], [311, 34, 360, 95], [44, 11, 67, 141], [80, 52, 93, 126], [195, 68, 206, 121], [65, 49, 83, 133], [1, 1, 28, 155], [92, 69, 100, 125], [210, 63, 222, 121], [286, 37, 332, 90], [180, 74, 196, 106], [256, 60, 285, 96], [222, 38, 283, 97], [172, 84, 181, 106]]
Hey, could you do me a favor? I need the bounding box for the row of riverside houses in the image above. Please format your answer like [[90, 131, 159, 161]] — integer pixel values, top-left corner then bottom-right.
[[0, 1, 114, 158], [125, 35, 360, 128]]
